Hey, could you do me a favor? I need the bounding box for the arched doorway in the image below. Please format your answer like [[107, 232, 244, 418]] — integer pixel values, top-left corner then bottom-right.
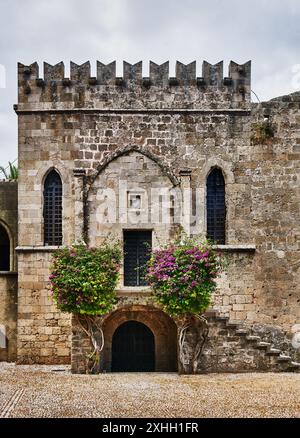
[[111, 321, 155, 372], [0, 223, 10, 271], [99, 306, 178, 373]]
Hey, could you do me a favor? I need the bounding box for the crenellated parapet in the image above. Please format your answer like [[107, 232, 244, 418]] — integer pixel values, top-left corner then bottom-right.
[[16, 60, 251, 110]]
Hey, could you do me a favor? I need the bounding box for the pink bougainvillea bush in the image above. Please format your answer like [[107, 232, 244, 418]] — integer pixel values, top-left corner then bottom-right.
[[147, 239, 223, 317]]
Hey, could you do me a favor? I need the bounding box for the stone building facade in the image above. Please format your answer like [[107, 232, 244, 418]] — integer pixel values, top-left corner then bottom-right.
[[0, 59, 299, 372]]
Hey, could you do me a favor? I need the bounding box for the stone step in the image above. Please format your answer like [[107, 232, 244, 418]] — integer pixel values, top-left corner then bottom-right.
[[277, 355, 292, 362], [226, 322, 240, 329], [194, 312, 299, 373], [216, 316, 229, 323], [286, 362, 300, 372], [256, 342, 271, 350], [204, 310, 219, 319], [266, 348, 281, 356], [235, 329, 249, 335]]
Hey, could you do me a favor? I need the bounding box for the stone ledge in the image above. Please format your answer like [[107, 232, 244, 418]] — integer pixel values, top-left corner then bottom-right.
[[213, 245, 256, 253], [0, 271, 18, 276], [16, 246, 61, 253], [15, 245, 256, 253], [116, 287, 152, 296], [14, 107, 252, 115]]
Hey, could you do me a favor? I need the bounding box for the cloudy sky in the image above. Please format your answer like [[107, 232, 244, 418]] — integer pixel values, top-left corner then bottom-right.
[[1, 0, 300, 166]]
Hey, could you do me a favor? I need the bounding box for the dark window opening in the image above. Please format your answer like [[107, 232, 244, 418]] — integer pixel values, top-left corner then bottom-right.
[[112, 321, 155, 372], [123, 230, 152, 287], [170, 195, 175, 223], [207, 168, 226, 244], [43, 170, 62, 246], [0, 225, 10, 271]]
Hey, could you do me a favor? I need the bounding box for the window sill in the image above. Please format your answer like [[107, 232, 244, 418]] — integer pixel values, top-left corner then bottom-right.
[[116, 286, 152, 295]]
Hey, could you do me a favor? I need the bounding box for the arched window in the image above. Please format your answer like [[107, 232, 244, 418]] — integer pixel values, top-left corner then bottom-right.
[[0, 224, 10, 271], [206, 168, 226, 244], [43, 170, 62, 246]]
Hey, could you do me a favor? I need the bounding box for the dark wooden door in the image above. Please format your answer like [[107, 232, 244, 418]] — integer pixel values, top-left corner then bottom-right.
[[111, 321, 155, 372], [123, 230, 152, 286]]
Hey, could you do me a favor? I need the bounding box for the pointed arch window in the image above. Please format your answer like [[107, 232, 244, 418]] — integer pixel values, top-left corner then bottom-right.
[[43, 170, 62, 246], [206, 168, 226, 244], [0, 224, 10, 271]]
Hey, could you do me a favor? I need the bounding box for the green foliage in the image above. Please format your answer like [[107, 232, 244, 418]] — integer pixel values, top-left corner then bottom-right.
[[50, 244, 121, 315], [251, 121, 274, 145], [147, 237, 223, 317], [0, 162, 18, 180]]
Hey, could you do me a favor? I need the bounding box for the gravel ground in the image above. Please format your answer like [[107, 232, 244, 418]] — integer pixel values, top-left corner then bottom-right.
[[0, 362, 299, 418]]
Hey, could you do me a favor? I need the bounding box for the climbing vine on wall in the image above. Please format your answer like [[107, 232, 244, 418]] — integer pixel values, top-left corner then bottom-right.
[[50, 244, 121, 373]]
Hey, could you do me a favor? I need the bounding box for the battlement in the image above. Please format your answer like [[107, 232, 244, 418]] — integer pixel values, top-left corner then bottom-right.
[[16, 60, 251, 111]]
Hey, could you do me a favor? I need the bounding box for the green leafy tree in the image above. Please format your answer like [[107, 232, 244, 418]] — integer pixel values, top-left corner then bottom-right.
[[50, 244, 121, 373]]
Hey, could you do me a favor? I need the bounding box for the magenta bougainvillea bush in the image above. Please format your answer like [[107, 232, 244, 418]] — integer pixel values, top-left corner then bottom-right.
[[147, 239, 223, 316]]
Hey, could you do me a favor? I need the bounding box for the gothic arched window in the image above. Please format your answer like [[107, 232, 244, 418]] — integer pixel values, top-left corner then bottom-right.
[[0, 224, 10, 271], [206, 168, 226, 244], [43, 170, 62, 246]]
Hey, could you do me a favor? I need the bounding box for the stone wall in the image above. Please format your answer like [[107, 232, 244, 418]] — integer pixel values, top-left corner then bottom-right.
[[72, 304, 178, 374], [87, 150, 180, 286], [248, 95, 300, 330], [0, 274, 17, 361], [72, 309, 299, 375], [17, 250, 71, 364], [17, 60, 251, 111], [16, 85, 76, 363], [0, 181, 18, 361], [0, 181, 18, 270]]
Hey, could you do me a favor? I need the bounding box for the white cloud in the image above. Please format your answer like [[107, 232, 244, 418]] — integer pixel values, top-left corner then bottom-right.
[[0, 0, 300, 164]]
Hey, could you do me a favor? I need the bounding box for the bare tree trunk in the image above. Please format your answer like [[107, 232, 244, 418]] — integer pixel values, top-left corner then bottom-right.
[[177, 314, 209, 374], [178, 316, 193, 374], [75, 314, 104, 374], [192, 315, 209, 374]]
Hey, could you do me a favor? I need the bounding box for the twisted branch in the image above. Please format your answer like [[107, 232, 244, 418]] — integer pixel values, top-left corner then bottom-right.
[[178, 314, 209, 374], [193, 315, 209, 373], [179, 322, 192, 370], [75, 314, 104, 374]]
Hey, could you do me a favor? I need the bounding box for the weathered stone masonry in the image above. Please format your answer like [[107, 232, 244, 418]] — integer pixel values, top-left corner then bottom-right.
[[0, 59, 298, 369], [0, 181, 17, 362]]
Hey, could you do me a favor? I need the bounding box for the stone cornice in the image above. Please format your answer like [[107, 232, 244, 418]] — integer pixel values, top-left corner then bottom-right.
[[14, 106, 251, 116], [15, 246, 60, 253]]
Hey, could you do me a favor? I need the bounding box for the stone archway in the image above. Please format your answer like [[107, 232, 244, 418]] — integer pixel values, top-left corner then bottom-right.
[[101, 305, 178, 372]]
